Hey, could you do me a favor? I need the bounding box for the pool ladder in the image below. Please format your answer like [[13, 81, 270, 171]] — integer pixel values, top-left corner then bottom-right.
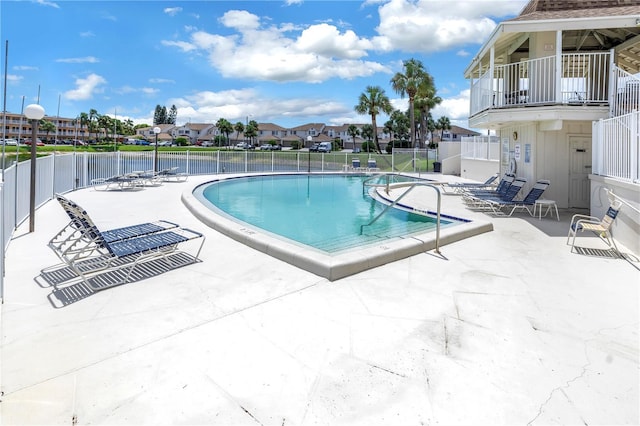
[[361, 175, 442, 254]]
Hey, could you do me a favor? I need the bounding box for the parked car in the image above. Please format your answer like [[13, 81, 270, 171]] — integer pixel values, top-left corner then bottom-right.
[[135, 140, 150, 146], [2, 138, 18, 146], [260, 144, 273, 150], [309, 143, 320, 152], [317, 142, 332, 152], [271, 144, 282, 151], [24, 139, 44, 146]]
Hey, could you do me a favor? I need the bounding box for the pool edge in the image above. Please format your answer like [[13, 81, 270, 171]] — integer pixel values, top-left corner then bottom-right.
[[182, 176, 493, 281]]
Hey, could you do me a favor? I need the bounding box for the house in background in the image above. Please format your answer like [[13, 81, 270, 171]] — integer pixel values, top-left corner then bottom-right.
[[464, 0, 640, 254], [435, 125, 482, 142]]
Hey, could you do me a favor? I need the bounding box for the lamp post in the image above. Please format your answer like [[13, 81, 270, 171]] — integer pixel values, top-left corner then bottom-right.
[[153, 126, 161, 172], [307, 135, 312, 173], [24, 103, 45, 233]]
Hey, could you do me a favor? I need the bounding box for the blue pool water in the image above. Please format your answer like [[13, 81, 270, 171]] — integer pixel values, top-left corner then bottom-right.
[[198, 174, 453, 253]]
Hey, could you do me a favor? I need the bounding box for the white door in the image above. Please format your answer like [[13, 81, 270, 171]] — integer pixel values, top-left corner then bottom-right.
[[569, 136, 591, 209]]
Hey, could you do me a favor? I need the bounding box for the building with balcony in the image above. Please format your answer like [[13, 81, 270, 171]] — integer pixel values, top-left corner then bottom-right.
[[464, 0, 640, 254]]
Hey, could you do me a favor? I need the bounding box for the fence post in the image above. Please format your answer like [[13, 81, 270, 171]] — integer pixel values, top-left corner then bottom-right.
[[632, 112, 639, 182]]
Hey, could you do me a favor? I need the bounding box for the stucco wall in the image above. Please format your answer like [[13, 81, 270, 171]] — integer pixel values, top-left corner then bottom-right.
[[500, 121, 592, 209]]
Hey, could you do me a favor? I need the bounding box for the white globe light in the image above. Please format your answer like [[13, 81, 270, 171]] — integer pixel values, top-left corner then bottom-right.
[[153, 126, 161, 134], [24, 104, 45, 120]]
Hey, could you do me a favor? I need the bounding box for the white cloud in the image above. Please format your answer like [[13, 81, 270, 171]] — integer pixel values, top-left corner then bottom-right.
[[56, 56, 100, 64], [13, 65, 38, 71], [165, 88, 352, 125], [163, 11, 390, 83], [63, 73, 107, 101], [80, 31, 95, 37], [432, 89, 471, 122], [164, 7, 182, 16], [149, 78, 175, 84], [35, 0, 59, 8], [373, 0, 527, 53]]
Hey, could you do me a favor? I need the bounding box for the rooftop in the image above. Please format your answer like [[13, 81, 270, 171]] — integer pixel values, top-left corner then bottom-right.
[[1, 173, 638, 425]]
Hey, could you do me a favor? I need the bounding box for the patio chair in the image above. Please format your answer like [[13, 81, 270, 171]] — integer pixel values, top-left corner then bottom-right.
[[462, 173, 516, 205], [442, 173, 498, 194], [47, 195, 204, 291], [90, 174, 141, 191], [567, 201, 622, 254], [480, 179, 550, 216], [130, 170, 162, 186], [157, 167, 188, 182], [52, 194, 179, 248], [464, 177, 527, 210]]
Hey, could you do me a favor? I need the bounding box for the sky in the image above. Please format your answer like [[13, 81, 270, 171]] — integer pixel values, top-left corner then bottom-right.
[[1, 0, 528, 130]]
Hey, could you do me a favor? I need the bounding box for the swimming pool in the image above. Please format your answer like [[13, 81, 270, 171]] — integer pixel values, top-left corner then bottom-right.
[[197, 174, 448, 253], [183, 173, 492, 280]]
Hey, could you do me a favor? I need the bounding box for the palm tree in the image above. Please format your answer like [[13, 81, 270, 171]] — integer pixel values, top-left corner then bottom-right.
[[391, 58, 431, 148], [414, 80, 442, 148], [234, 122, 244, 144], [88, 109, 99, 142], [354, 85, 393, 153], [40, 120, 56, 142], [437, 116, 452, 141], [347, 124, 360, 150], [216, 118, 233, 148], [79, 112, 89, 142], [245, 120, 259, 146]]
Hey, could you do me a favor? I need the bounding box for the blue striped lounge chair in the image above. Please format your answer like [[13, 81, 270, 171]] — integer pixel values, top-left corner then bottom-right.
[[48, 194, 204, 291]]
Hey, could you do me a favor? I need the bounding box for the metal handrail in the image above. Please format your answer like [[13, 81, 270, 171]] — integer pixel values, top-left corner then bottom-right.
[[360, 181, 442, 254]]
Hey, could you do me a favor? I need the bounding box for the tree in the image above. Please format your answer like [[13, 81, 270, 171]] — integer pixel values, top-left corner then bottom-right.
[[216, 118, 233, 148], [153, 105, 168, 125], [96, 115, 112, 141], [387, 109, 410, 145], [437, 116, 452, 141], [245, 120, 259, 146], [40, 120, 56, 142], [234, 122, 245, 143], [347, 124, 360, 150], [168, 105, 178, 125], [88, 109, 99, 141], [415, 80, 442, 148], [391, 58, 432, 148], [360, 123, 374, 144], [354, 85, 393, 153]]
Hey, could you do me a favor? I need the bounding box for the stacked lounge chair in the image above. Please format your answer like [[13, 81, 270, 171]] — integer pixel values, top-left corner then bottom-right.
[[46, 194, 204, 291]]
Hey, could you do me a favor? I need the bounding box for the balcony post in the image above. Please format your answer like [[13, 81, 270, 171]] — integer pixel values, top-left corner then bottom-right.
[[555, 30, 562, 104]]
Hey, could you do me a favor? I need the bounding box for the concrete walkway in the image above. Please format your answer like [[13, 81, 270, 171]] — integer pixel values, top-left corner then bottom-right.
[[1, 174, 638, 425]]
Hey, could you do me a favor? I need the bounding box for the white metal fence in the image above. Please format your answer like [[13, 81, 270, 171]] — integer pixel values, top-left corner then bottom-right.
[[593, 111, 640, 183]]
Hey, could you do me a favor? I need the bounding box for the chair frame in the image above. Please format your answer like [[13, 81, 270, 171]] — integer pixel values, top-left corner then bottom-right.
[[482, 179, 551, 216], [567, 202, 622, 254], [48, 195, 204, 291]]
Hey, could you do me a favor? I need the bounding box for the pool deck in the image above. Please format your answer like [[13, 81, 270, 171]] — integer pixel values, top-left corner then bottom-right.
[[1, 173, 639, 425]]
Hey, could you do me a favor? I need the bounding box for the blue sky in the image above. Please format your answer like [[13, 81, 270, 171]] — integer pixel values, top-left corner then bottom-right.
[[1, 0, 528, 129]]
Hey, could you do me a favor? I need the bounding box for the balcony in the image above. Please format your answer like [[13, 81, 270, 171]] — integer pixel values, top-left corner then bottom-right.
[[469, 52, 611, 120]]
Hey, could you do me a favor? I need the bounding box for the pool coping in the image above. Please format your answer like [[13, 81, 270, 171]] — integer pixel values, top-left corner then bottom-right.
[[182, 173, 494, 281]]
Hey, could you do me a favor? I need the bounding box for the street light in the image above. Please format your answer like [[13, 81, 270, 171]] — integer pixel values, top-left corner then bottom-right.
[[24, 103, 45, 233], [153, 126, 161, 172]]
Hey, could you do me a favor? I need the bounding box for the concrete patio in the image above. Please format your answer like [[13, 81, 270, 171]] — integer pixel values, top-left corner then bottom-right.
[[1, 174, 638, 425]]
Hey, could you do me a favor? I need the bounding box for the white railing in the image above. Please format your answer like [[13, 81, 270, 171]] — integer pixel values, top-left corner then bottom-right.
[[610, 66, 640, 118], [460, 136, 500, 161], [470, 52, 610, 116], [592, 111, 640, 183]]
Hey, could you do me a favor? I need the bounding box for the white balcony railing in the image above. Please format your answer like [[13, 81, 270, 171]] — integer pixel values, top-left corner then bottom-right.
[[593, 111, 640, 183], [610, 66, 640, 118], [470, 52, 610, 116]]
